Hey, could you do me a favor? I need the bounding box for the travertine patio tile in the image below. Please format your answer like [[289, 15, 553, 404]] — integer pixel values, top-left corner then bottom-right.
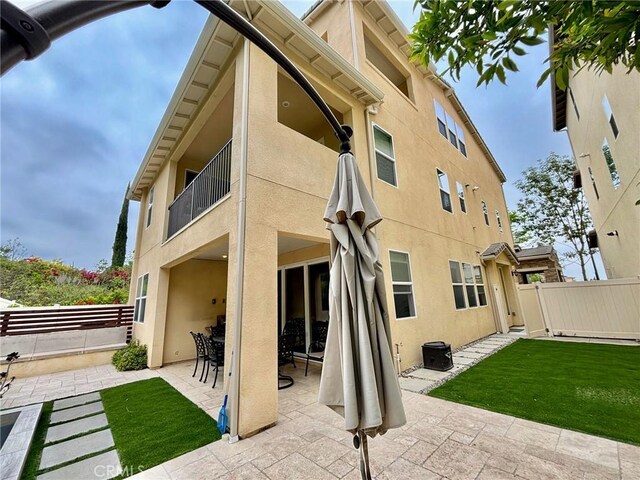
[[208, 437, 256, 461], [219, 463, 268, 479], [392, 434, 419, 447], [523, 444, 618, 480], [439, 411, 485, 437], [513, 417, 562, 434], [405, 420, 453, 446], [256, 431, 310, 460], [163, 445, 210, 473], [486, 454, 518, 474], [378, 457, 441, 479], [477, 465, 518, 479], [505, 422, 559, 450], [128, 464, 171, 480], [556, 429, 620, 470], [621, 459, 640, 480], [326, 458, 353, 478], [450, 431, 476, 445], [424, 440, 490, 480], [169, 455, 227, 480], [251, 453, 278, 471], [300, 437, 351, 468], [263, 452, 337, 480], [619, 443, 640, 465], [402, 440, 438, 465], [472, 432, 527, 462], [222, 446, 267, 471], [515, 453, 585, 480]]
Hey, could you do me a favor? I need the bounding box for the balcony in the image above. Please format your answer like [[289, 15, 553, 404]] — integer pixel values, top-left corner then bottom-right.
[[167, 140, 232, 239]]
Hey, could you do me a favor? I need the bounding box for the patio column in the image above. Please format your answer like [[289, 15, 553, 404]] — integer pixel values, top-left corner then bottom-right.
[[147, 266, 171, 368]]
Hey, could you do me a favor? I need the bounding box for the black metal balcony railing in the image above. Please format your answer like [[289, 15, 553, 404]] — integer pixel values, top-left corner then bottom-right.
[[167, 139, 232, 239]]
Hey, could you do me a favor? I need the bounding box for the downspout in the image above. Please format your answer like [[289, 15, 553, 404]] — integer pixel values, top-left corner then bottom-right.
[[364, 104, 379, 199], [229, 38, 250, 443]]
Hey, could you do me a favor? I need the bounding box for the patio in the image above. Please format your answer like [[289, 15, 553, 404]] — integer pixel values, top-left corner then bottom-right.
[[1, 361, 638, 479]]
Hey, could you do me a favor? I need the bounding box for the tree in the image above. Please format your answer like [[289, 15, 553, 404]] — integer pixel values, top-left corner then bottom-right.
[[514, 153, 596, 281], [111, 185, 129, 268], [410, 1, 640, 89], [508, 210, 532, 246], [0, 238, 26, 261]]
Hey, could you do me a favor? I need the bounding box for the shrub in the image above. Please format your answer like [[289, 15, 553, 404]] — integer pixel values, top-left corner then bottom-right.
[[112, 340, 148, 372]]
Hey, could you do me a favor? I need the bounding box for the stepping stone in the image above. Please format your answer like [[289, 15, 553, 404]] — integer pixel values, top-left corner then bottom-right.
[[455, 351, 484, 359], [53, 392, 100, 411], [46, 413, 108, 443], [50, 401, 103, 424], [452, 355, 474, 365], [399, 377, 433, 393], [37, 450, 122, 480], [40, 429, 115, 470]]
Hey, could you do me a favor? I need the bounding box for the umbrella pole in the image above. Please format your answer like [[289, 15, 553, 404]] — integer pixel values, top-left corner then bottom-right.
[[358, 432, 372, 480]]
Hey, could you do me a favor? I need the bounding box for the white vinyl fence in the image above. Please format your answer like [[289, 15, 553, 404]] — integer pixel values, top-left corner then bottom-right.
[[517, 278, 640, 340]]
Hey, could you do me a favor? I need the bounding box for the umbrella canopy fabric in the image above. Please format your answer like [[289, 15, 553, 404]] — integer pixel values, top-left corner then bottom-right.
[[319, 152, 406, 438]]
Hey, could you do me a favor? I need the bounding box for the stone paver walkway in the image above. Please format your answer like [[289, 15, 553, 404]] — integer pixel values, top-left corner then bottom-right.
[[2, 343, 638, 480], [35, 393, 121, 479], [399, 334, 517, 393]]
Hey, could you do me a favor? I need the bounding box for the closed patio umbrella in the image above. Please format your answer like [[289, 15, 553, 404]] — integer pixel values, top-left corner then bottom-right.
[[319, 152, 406, 479]]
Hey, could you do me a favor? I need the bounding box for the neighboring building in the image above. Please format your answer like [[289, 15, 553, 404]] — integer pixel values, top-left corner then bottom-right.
[[551, 46, 640, 279], [514, 245, 564, 284], [128, 0, 522, 437]]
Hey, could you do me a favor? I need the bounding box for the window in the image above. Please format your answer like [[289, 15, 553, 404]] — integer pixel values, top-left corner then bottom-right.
[[602, 95, 619, 138], [449, 261, 487, 310], [134, 273, 149, 323], [389, 251, 416, 319], [495, 210, 503, 232], [146, 186, 154, 228], [456, 182, 466, 213], [602, 139, 620, 189], [449, 261, 466, 309], [569, 87, 580, 120], [481, 201, 489, 225], [433, 100, 467, 157], [474, 265, 487, 306], [437, 169, 452, 213], [185, 170, 198, 189], [373, 125, 397, 186], [588, 166, 600, 200]]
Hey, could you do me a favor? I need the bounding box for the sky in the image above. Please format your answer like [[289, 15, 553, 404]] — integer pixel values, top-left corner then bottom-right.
[[0, 1, 601, 278]]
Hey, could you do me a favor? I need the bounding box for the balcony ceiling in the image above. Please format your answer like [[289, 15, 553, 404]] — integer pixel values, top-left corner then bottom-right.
[[130, 0, 384, 201]]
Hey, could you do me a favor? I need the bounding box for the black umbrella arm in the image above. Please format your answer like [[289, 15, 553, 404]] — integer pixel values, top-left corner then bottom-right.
[[0, 0, 353, 153]]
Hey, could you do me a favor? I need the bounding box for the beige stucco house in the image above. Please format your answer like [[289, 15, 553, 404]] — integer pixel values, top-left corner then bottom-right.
[[552, 60, 640, 279], [127, 0, 522, 438]]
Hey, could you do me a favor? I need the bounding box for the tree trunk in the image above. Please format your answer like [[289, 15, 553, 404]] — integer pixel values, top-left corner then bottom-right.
[[578, 252, 588, 281], [589, 250, 601, 280]]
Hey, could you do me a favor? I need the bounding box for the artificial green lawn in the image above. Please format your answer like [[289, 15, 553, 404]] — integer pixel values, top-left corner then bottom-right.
[[101, 378, 220, 476], [21, 401, 53, 480], [429, 339, 640, 445]]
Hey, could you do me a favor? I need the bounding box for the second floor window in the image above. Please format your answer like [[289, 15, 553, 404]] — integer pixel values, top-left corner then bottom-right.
[[146, 186, 154, 228], [434, 100, 467, 157], [481, 201, 489, 225], [389, 251, 416, 319], [134, 273, 149, 323], [456, 182, 466, 213], [373, 125, 397, 187], [496, 210, 503, 232], [588, 167, 600, 200], [602, 139, 620, 189], [602, 95, 619, 138], [437, 169, 452, 213]]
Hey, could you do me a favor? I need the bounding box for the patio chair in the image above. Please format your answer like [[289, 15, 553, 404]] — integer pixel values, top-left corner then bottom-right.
[[278, 334, 296, 369], [305, 323, 328, 376], [203, 335, 225, 389], [190, 331, 209, 380]]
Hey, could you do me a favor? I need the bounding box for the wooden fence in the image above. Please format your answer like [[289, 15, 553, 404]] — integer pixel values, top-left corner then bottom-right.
[[517, 278, 640, 340], [0, 304, 134, 341]]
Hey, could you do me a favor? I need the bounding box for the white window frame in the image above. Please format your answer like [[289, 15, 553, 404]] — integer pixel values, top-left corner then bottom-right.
[[474, 265, 488, 307], [433, 99, 467, 157], [389, 250, 416, 320], [372, 123, 398, 187], [437, 169, 453, 214], [481, 201, 489, 226], [134, 273, 149, 323], [495, 210, 503, 232], [146, 186, 154, 228], [601, 138, 620, 189], [449, 260, 466, 309], [602, 95, 619, 139], [456, 182, 466, 213], [588, 166, 600, 200]]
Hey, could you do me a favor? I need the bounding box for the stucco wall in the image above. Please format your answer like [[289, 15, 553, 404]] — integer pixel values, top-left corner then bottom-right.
[[566, 65, 640, 278], [163, 259, 228, 364]]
